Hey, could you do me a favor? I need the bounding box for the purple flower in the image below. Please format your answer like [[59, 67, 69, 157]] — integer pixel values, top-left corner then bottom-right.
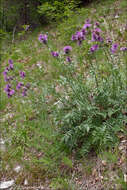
[[6, 89, 15, 98], [8, 59, 13, 64], [4, 76, 10, 82], [83, 23, 92, 29], [7, 93, 11, 98], [4, 84, 15, 98], [98, 36, 103, 42], [94, 28, 102, 33], [22, 90, 27, 97], [85, 19, 91, 24], [51, 51, 59, 57], [71, 35, 77, 41], [120, 47, 127, 51], [9, 89, 15, 96], [75, 31, 85, 41], [63, 46, 72, 54], [9, 63, 14, 70], [3, 67, 9, 75], [111, 43, 118, 53], [72, 31, 85, 45], [38, 34, 48, 44], [16, 82, 23, 90], [20, 71, 25, 79], [90, 44, 99, 53], [3, 70, 8, 76], [95, 22, 100, 26], [81, 28, 87, 35], [106, 38, 112, 44], [4, 84, 11, 93], [92, 32, 98, 41], [91, 32, 103, 42], [66, 57, 71, 62]]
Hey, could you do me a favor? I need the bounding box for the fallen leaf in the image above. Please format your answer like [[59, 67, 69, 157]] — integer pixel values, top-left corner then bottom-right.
[[92, 169, 97, 177]]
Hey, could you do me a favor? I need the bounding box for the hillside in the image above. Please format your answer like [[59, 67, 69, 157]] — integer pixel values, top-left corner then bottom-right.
[[0, 0, 127, 189]]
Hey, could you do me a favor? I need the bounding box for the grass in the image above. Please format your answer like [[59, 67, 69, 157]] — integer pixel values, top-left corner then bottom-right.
[[0, 0, 127, 189]]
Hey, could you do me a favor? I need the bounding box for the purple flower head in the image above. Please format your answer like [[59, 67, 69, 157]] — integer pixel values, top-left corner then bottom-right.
[[75, 31, 85, 41], [63, 46, 72, 54], [6, 67, 10, 71], [51, 51, 59, 57], [90, 44, 99, 53], [97, 36, 104, 42], [95, 22, 100, 26], [3, 67, 10, 74], [7, 93, 11, 98], [38, 34, 48, 44], [4, 84, 11, 93], [16, 82, 23, 90], [3, 67, 10, 75], [85, 19, 91, 24], [38, 34, 43, 41], [120, 47, 127, 51], [4, 76, 10, 82], [92, 32, 98, 41], [81, 28, 87, 35], [106, 38, 112, 44], [22, 90, 27, 97], [9, 63, 14, 70], [3, 70, 8, 76], [20, 71, 25, 79], [94, 28, 102, 33], [111, 43, 118, 54], [8, 59, 13, 65], [91, 32, 103, 42], [71, 34, 77, 41], [66, 57, 71, 62], [6, 89, 15, 98], [9, 89, 15, 96], [83, 23, 92, 29]]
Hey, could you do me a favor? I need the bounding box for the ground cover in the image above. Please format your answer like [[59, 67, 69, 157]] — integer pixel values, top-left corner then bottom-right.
[[0, 0, 127, 189]]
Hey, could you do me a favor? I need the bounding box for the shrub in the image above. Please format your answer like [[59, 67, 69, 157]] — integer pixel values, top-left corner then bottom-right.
[[38, 0, 81, 22]]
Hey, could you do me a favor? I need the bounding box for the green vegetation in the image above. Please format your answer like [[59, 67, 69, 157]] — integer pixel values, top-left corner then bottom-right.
[[0, 0, 127, 189]]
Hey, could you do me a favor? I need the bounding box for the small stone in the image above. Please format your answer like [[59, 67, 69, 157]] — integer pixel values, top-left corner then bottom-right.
[[14, 165, 21, 173], [100, 176, 104, 180], [40, 186, 45, 189], [95, 177, 99, 182], [24, 179, 28, 185], [102, 160, 107, 166], [0, 139, 6, 151], [0, 180, 14, 189], [115, 15, 119, 19], [119, 145, 124, 151], [124, 174, 127, 183]]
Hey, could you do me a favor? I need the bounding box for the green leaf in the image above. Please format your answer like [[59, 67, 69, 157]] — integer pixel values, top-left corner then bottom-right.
[[62, 156, 73, 168]]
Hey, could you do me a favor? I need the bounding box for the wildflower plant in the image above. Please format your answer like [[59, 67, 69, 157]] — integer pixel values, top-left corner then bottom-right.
[[38, 19, 127, 156], [3, 59, 30, 98]]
